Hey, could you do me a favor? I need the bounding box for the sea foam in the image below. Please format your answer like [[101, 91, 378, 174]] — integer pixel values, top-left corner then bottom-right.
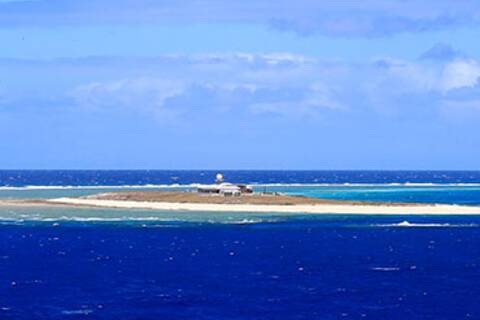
[[373, 220, 479, 228], [1, 182, 480, 191]]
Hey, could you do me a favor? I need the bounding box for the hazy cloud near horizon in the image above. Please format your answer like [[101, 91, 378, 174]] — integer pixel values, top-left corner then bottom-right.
[[2, 49, 480, 124], [1, 0, 480, 37]]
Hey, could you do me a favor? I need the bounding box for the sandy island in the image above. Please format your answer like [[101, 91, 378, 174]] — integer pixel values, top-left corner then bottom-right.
[[4, 191, 480, 215]]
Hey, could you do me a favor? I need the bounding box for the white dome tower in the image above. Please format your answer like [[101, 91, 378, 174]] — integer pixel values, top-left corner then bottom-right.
[[215, 173, 224, 184]]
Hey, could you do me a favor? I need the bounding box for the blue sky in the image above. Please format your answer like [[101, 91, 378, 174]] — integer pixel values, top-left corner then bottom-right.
[[1, 0, 480, 169]]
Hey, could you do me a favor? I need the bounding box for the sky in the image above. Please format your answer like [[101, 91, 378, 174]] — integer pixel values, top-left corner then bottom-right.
[[1, 0, 480, 169]]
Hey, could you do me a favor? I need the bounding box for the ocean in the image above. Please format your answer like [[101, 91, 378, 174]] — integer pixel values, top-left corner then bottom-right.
[[1, 170, 480, 319]]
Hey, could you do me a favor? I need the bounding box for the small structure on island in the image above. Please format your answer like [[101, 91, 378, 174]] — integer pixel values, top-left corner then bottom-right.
[[197, 173, 252, 196]]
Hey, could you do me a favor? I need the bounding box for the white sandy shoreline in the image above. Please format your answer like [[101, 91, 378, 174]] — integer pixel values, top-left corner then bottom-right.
[[40, 197, 480, 215]]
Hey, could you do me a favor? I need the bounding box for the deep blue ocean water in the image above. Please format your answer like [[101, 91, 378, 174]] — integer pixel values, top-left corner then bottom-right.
[[1, 170, 480, 186], [1, 170, 480, 319]]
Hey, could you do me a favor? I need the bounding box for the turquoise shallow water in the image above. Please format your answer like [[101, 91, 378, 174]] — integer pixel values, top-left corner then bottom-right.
[[0, 185, 480, 224], [0, 184, 480, 224], [0, 205, 287, 225], [266, 185, 480, 205]]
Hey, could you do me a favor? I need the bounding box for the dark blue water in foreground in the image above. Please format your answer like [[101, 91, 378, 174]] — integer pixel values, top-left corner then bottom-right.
[[1, 220, 480, 319]]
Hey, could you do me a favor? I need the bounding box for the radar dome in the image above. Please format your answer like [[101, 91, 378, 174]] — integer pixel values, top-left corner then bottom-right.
[[215, 173, 224, 184]]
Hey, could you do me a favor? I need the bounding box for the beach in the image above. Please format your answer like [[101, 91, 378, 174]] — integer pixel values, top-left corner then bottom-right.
[[44, 198, 480, 215]]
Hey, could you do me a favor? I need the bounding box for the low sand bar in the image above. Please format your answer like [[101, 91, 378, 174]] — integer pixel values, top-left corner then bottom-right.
[[36, 191, 480, 215]]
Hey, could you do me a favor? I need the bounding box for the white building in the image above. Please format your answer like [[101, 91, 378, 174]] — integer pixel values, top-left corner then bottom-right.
[[197, 174, 252, 196]]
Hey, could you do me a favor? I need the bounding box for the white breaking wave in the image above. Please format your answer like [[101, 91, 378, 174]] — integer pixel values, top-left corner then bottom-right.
[[370, 267, 400, 271], [252, 182, 480, 187], [0, 216, 179, 222], [62, 309, 94, 316], [0, 215, 272, 224], [0, 184, 196, 191], [1, 182, 480, 191], [373, 220, 479, 227], [221, 218, 271, 224]]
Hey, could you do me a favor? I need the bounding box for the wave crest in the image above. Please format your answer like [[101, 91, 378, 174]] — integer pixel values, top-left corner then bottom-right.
[[1, 182, 480, 191], [373, 220, 478, 228]]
